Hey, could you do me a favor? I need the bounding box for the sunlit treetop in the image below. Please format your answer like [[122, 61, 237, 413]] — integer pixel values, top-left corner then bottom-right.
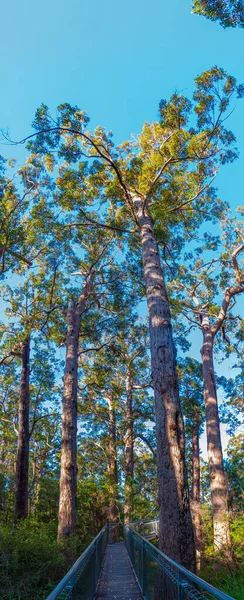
[[192, 0, 244, 28], [12, 67, 244, 260]]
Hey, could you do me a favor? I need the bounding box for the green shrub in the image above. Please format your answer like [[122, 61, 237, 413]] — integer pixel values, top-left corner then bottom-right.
[[0, 519, 66, 600], [200, 567, 244, 600]]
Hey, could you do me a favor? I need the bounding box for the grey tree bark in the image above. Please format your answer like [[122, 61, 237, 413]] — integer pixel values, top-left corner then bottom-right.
[[15, 337, 30, 519], [201, 316, 231, 553], [107, 396, 119, 542], [58, 279, 91, 541], [191, 243, 244, 556], [124, 365, 134, 523], [191, 414, 202, 570], [107, 396, 119, 524], [133, 195, 195, 571]]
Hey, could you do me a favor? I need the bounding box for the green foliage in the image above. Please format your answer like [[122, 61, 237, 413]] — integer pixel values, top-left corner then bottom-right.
[[0, 519, 66, 600], [192, 1, 244, 28], [200, 566, 244, 600], [230, 514, 244, 561], [0, 65, 243, 596], [199, 511, 244, 598], [225, 434, 244, 511]]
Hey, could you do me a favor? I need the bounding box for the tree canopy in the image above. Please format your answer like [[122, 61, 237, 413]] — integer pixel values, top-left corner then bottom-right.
[[192, 0, 244, 28]]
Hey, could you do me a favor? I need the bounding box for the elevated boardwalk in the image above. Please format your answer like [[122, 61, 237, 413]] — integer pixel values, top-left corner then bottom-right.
[[96, 541, 143, 600], [46, 520, 235, 600]]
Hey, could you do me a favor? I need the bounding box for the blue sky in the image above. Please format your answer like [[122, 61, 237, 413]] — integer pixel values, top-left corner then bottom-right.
[[1, 1, 244, 169], [1, 0, 243, 453]]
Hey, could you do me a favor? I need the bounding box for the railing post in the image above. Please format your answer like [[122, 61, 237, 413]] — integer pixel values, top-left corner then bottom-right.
[[95, 539, 99, 585], [92, 541, 97, 597], [178, 571, 183, 600], [142, 539, 147, 597], [109, 523, 112, 544]]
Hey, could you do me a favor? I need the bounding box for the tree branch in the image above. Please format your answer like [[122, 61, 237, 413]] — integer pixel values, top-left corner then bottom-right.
[[134, 433, 156, 457], [169, 173, 217, 213], [12, 126, 138, 224]]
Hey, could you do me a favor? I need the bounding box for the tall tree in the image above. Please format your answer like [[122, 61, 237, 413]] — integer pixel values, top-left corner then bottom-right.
[[15, 337, 30, 519], [57, 275, 92, 541], [192, 0, 244, 28], [58, 237, 129, 540], [20, 66, 244, 568], [174, 224, 244, 555], [0, 260, 68, 518]]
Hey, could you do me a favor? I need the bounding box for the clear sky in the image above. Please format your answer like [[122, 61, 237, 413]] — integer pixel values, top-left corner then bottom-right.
[[1, 1, 244, 180], [1, 0, 243, 453]]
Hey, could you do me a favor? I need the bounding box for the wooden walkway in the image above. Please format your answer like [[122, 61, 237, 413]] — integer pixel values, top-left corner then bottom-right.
[[96, 541, 143, 599]]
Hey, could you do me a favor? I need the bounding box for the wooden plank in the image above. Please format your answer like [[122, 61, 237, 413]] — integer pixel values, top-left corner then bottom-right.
[[96, 542, 143, 599]]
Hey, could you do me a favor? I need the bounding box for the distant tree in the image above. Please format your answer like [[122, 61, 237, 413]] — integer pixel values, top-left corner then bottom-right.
[[57, 227, 126, 541], [57, 276, 92, 542], [173, 221, 244, 557], [178, 358, 205, 570], [79, 355, 121, 528], [0, 259, 68, 519], [0, 340, 61, 522], [192, 0, 244, 28], [111, 322, 152, 523]]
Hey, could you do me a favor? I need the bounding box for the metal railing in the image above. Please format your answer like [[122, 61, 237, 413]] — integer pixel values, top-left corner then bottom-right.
[[124, 524, 235, 600], [130, 518, 159, 540], [45, 525, 108, 600]]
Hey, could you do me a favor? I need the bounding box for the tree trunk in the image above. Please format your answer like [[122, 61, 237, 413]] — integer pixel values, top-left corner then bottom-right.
[[29, 450, 44, 514], [124, 365, 134, 523], [133, 196, 195, 571], [15, 338, 30, 519], [191, 416, 202, 570], [201, 319, 231, 554], [58, 281, 91, 541], [107, 397, 119, 540]]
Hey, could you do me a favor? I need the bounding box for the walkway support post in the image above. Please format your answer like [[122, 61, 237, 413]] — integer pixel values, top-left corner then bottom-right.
[[142, 539, 147, 596]]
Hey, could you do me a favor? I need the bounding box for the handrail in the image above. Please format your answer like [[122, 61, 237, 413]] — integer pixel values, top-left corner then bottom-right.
[[45, 524, 108, 600], [128, 517, 159, 524], [125, 524, 235, 600]]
